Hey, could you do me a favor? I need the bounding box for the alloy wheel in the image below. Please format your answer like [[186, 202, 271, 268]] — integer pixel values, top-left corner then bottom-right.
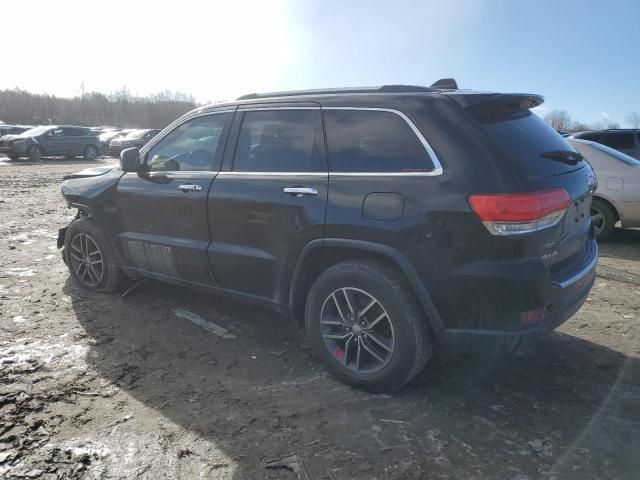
[[320, 287, 395, 373], [68, 233, 104, 287]]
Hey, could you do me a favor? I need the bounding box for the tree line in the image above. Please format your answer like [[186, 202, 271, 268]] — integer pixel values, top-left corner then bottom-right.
[[543, 109, 640, 133], [0, 87, 198, 129]]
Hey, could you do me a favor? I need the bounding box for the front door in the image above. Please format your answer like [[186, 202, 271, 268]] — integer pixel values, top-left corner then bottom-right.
[[207, 106, 328, 302], [43, 127, 68, 155], [114, 111, 234, 286]]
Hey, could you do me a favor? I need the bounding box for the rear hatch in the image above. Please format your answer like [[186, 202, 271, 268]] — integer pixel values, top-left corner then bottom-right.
[[449, 92, 595, 271]]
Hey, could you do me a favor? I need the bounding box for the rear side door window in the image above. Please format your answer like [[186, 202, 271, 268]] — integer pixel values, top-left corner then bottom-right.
[[600, 132, 635, 150], [146, 113, 232, 171], [323, 109, 435, 173], [233, 109, 321, 172]]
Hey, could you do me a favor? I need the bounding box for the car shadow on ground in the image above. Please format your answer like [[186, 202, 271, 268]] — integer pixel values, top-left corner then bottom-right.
[[598, 228, 640, 262], [65, 278, 640, 479]]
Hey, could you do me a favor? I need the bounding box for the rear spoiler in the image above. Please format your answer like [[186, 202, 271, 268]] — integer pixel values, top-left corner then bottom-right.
[[444, 92, 544, 110]]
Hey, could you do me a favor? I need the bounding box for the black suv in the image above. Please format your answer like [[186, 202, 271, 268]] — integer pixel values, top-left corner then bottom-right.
[[58, 81, 598, 392], [571, 129, 640, 159], [0, 125, 100, 161]]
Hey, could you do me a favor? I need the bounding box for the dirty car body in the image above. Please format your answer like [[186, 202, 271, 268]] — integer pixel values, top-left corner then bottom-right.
[[59, 83, 598, 391]]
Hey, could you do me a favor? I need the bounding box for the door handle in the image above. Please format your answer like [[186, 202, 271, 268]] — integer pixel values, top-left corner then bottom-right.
[[177, 184, 203, 192], [283, 187, 318, 197]]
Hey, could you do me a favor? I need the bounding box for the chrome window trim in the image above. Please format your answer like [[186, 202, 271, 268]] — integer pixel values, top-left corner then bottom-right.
[[322, 107, 443, 176], [218, 171, 327, 177], [238, 106, 321, 111], [146, 171, 217, 179], [140, 108, 237, 157]]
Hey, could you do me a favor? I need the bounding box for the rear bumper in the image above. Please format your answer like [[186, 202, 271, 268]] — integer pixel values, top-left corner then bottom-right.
[[431, 240, 598, 355]]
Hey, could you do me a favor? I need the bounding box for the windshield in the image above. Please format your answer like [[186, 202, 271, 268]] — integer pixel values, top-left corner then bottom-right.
[[21, 126, 51, 136], [590, 141, 640, 166], [125, 130, 147, 139]]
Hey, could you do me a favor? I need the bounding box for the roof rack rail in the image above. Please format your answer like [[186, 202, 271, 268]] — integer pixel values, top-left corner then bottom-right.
[[235, 81, 459, 101]]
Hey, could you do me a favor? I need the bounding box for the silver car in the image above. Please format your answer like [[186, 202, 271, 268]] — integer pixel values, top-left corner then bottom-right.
[[569, 138, 640, 240]]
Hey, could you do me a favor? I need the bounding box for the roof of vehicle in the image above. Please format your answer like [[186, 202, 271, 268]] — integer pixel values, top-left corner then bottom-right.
[[193, 80, 544, 117]]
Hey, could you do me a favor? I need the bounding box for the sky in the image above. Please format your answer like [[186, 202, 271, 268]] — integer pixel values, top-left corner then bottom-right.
[[2, 0, 639, 126]]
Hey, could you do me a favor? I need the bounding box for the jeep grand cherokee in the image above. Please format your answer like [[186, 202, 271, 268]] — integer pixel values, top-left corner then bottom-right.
[[57, 80, 598, 392]]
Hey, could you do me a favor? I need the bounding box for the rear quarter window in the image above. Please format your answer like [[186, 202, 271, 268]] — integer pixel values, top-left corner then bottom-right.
[[323, 109, 435, 173]]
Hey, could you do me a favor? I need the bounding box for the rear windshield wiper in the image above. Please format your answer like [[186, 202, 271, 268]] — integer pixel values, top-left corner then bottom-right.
[[541, 150, 583, 165]]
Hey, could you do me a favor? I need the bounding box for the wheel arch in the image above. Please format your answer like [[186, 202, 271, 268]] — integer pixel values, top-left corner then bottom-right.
[[592, 194, 620, 221], [288, 238, 446, 343], [65, 203, 126, 267]]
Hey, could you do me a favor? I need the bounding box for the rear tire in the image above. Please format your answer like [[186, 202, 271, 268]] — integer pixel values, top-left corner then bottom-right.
[[28, 145, 43, 162], [305, 260, 431, 392], [83, 145, 98, 161], [64, 218, 127, 293], [8, 155, 19, 161], [591, 198, 616, 242]]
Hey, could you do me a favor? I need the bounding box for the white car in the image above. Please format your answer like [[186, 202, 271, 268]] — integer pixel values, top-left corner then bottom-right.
[[569, 138, 640, 240]]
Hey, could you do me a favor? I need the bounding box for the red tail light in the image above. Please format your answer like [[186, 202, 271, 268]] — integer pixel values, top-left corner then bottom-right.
[[468, 189, 570, 235]]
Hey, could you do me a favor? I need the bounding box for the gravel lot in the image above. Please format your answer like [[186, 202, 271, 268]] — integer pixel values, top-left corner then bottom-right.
[[1, 157, 639, 479]]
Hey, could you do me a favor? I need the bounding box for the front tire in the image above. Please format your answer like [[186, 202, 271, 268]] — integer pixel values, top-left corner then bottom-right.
[[305, 260, 431, 392], [28, 145, 43, 161], [64, 218, 126, 293], [591, 198, 616, 242], [83, 145, 98, 161]]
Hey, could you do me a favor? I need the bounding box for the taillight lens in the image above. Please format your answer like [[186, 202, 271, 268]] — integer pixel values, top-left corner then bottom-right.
[[468, 188, 570, 236]]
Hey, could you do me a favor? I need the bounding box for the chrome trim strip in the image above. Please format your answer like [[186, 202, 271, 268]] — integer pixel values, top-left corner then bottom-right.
[[553, 242, 598, 289], [217, 171, 441, 177], [329, 172, 439, 177], [217, 171, 327, 177], [147, 171, 217, 179], [322, 107, 443, 176], [239, 106, 321, 111]]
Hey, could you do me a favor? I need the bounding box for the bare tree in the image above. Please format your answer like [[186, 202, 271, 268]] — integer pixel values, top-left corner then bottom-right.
[[544, 110, 572, 132], [0, 87, 197, 128], [626, 112, 640, 129]]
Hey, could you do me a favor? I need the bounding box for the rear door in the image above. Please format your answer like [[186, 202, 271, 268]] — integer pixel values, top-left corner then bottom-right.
[[207, 105, 328, 301], [63, 127, 87, 156], [114, 110, 234, 285]]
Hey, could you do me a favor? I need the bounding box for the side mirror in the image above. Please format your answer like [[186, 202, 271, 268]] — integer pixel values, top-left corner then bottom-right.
[[120, 147, 141, 172]]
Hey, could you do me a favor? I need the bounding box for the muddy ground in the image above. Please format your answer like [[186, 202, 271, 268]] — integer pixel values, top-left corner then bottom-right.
[[1, 157, 639, 480]]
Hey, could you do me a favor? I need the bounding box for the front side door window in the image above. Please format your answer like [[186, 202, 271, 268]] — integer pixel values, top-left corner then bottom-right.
[[147, 114, 232, 172]]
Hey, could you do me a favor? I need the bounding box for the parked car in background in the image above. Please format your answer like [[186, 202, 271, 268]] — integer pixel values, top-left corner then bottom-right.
[[0, 125, 100, 161], [58, 82, 597, 392], [569, 138, 640, 241], [98, 129, 126, 155], [571, 129, 640, 160], [108, 129, 160, 157], [0, 125, 34, 138]]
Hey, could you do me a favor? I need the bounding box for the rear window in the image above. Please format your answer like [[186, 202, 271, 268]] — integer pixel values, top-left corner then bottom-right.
[[473, 110, 584, 178], [323, 109, 435, 173]]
